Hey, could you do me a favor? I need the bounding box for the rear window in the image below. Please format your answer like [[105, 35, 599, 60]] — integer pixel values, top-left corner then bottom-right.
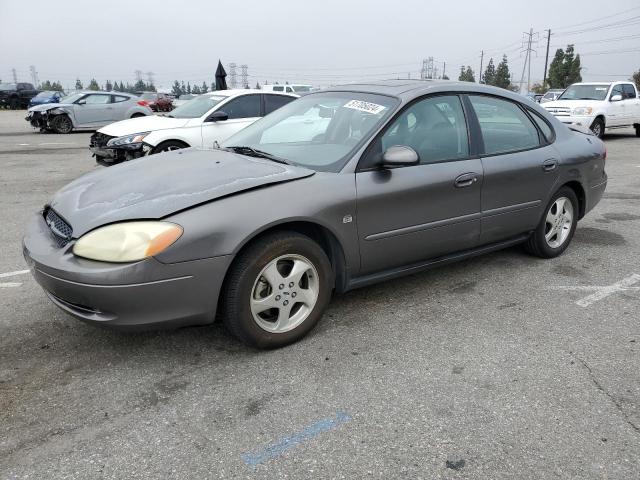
[[469, 95, 541, 155]]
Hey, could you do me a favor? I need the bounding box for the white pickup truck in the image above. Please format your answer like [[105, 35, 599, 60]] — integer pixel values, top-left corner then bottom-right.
[[542, 81, 640, 138]]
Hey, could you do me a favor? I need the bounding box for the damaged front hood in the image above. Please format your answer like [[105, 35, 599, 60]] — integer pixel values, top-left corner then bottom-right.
[[28, 103, 74, 113], [49, 148, 315, 237]]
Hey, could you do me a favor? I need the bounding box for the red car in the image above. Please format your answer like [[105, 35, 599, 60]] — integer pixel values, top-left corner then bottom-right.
[[138, 92, 173, 112]]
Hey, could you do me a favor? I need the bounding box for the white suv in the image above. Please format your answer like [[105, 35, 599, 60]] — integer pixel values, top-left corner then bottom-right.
[[542, 81, 640, 138], [90, 89, 297, 165]]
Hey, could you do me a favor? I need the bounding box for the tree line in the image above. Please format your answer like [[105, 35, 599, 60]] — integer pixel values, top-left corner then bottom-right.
[[458, 54, 515, 90]]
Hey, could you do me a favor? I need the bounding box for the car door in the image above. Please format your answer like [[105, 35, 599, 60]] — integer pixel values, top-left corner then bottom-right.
[[355, 94, 483, 275], [201, 94, 262, 148], [607, 85, 625, 127], [466, 94, 561, 244], [74, 93, 114, 127], [622, 83, 640, 124]]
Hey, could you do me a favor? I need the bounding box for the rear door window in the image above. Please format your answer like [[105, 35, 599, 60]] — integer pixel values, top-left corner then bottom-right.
[[527, 109, 554, 143], [264, 94, 296, 114], [469, 95, 540, 155], [221, 94, 261, 119]]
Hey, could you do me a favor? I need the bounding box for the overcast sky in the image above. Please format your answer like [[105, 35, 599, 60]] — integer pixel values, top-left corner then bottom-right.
[[1, 0, 639, 91]]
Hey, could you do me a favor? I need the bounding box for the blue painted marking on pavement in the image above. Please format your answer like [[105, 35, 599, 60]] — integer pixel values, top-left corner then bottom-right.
[[241, 411, 352, 467]]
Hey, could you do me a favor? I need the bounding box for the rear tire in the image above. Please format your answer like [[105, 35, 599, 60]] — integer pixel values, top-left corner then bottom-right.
[[9, 97, 19, 110], [524, 187, 578, 258], [50, 114, 73, 134], [221, 232, 333, 349], [151, 140, 189, 154], [590, 117, 605, 139]]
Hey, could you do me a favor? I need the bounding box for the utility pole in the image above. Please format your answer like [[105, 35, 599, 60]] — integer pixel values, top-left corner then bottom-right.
[[442, 62, 446, 79], [542, 29, 551, 88], [12, 68, 17, 83], [479, 50, 484, 83]]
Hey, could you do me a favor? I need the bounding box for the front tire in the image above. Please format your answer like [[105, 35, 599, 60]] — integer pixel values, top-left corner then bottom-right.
[[221, 232, 333, 349], [50, 114, 73, 134], [524, 187, 578, 258], [151, 140, 189, 154], [590, 117, 605, 139]]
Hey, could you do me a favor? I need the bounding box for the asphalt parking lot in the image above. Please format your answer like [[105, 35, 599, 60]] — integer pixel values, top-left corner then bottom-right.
[[1, 109, 639, 479]]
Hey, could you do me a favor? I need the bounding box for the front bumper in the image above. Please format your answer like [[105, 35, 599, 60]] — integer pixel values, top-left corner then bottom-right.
[[89, 132, 151, 165], [23, 211, 232, 329], [547, 114, 596, 128]]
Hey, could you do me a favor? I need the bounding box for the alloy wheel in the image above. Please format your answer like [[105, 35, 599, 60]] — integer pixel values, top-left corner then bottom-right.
[[544, 197, 574, 248], [250, 254, 319, 333]]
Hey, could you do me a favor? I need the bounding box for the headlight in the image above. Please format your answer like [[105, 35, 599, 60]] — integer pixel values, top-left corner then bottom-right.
[[572, 107, 593, 116], [73, 221, 183, 263], [106, 132, 150, 147]]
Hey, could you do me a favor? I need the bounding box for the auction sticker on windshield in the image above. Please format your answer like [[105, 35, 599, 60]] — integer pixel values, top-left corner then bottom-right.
[[344, 100, 386, 115]]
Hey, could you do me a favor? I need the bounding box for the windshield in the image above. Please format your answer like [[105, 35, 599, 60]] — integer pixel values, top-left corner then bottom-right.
[[59, 93, 84, 104], [169, 95, 226, 118], [559, 84, 610, 101], [222, 92, 399, 172], [0, 83, 17, 91]]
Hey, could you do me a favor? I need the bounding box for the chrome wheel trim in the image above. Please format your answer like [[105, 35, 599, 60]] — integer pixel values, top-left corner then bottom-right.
[[250, 254, 319, 333], [591, 121, 602, 137], [544, 196, 574, 248]]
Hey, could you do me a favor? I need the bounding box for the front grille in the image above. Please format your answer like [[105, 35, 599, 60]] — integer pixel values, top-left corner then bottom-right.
[[44, 208, 73, 247], [90, 132, 115, 148], [545, 107, 571, 117]]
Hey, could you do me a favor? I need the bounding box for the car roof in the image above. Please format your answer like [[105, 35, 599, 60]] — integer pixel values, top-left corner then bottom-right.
[[203, 89, 296, 97], [320, 79, 529, 102]]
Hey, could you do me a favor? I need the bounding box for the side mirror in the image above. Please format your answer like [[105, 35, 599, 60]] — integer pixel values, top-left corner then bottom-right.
[[610, 94, 622, 102], [206, 110, 228, 122], [381, 145, 419, 167]]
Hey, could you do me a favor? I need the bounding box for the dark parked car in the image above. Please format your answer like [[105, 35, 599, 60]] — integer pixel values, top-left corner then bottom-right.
[[0, 82, 39, 109], [138, 92, 173, 112], [28, 90, 65, 107], [24, 80, 607, 348]]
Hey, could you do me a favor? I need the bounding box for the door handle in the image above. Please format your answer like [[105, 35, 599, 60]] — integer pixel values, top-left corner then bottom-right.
[[542, 158, 558, 172], [454, 172, 478, 188]]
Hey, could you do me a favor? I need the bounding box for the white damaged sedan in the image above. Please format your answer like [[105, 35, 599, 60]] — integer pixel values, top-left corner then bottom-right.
[[89, 89, 297, 165]]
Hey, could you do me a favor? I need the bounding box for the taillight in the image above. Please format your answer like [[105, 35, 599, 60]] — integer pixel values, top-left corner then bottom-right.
[[137, 100, 149, 106]]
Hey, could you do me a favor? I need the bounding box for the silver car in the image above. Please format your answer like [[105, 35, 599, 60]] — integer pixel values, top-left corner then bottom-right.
[[23, 80, 607, 348], [26, 91, 153, 133]]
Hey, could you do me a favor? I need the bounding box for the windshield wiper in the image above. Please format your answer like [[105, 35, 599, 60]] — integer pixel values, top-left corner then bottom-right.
[[224, 146, 291, 165]]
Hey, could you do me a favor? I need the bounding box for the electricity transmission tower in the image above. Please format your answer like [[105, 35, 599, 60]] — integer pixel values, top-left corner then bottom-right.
[[146, 71, 155, 86], [229, 63, 238, 88], [29, 66, 39, 87], [421, 57, 435, 79], [12, 68, 18, 83], [518, 29, 538, 94], [134, 70, 143, 83], [240, 65, 248, 88]]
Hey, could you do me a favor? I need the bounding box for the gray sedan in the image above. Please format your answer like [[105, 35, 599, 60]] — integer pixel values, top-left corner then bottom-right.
[[26, 91, 153, 133], [23, 80, 607, 348]]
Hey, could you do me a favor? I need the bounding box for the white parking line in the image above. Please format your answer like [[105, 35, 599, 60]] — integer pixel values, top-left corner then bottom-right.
[[18, 143, 30, 146], [0, 282, 22, 288], [0, 269, 30, 279], [554, 273, 640, 307]]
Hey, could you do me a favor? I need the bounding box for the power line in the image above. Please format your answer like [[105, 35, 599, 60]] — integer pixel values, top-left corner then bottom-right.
[[550, 5, 640, 32]]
